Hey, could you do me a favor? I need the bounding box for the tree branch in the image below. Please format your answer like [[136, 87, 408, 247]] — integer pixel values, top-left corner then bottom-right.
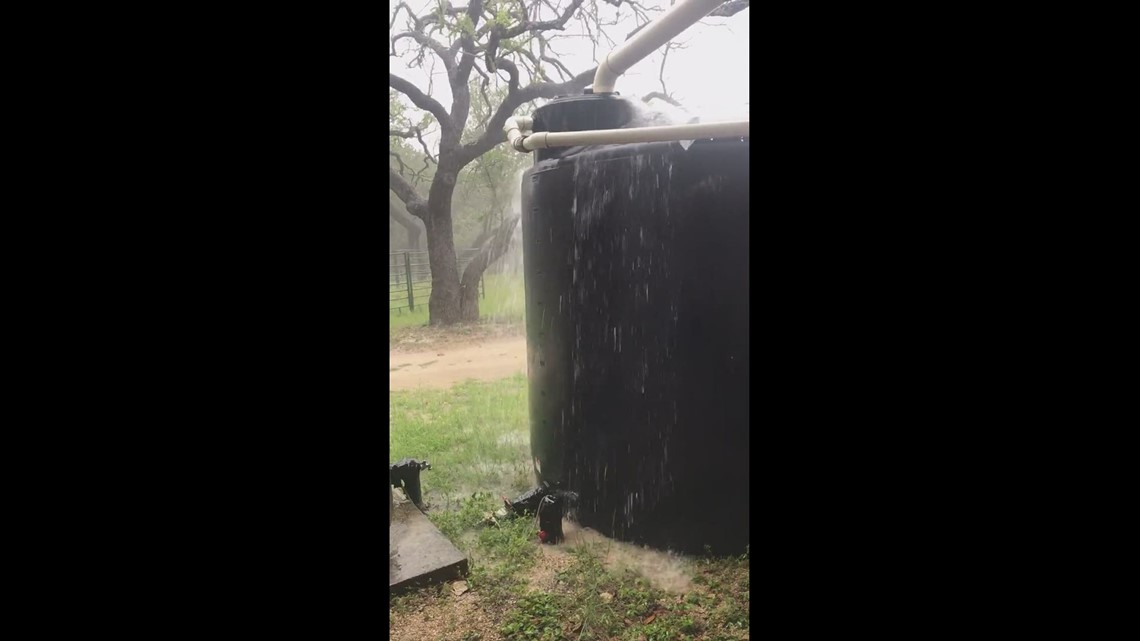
[[419, 2, 470, 28], [456, 64, 597, 167], [471, 64, 495, 129], [390, 2, 420, 30], [659, 40, 673, 94], [503, 0, 586, 38], [389, 167, 430, 220], [453, 0, 484, 93], [537, 34, 575, 81], [390, 194, 426, 249], [708, 0, 749, 18], [390, 73, 457, 136], [413, 128, 438, 164], [495, 58, 522, 93], [512, 47, 554, 83], [392, 31, 455, 72], [642, 91, 682, 107], [392, 128, 439, 169], [390, 150, 411, 176]]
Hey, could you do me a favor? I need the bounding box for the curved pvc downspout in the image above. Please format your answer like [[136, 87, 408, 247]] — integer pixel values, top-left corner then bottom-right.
[[503, 0, 746, 153], [592, 0, 726, 94]]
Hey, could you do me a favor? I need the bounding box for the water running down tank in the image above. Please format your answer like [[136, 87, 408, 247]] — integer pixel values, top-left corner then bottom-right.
[[521, 94, 749, 553]]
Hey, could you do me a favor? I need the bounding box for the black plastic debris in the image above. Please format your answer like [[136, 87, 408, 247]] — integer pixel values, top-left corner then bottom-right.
[[505, 482, 553, 515], [505, 482, 578, 517], [390, 458, 431, 510]]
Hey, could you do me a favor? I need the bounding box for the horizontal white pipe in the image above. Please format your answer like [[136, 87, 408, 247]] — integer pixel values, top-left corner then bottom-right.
[[519, 120, 749, 151], [504, 115, 534, 152], [592, 0, 725, 94]]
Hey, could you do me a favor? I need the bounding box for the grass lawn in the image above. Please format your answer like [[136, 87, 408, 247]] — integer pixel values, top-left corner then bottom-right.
[[390, 272, 526, 334], [495, 547, 750, 641], [389, 373, 533, 504], [389, 373, 750, 641]]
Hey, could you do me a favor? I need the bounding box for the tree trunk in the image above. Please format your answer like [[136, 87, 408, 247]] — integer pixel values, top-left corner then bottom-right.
[[424, 189, 463, 325], [458, 282, 481, 322], [458, 216, 519, 322]]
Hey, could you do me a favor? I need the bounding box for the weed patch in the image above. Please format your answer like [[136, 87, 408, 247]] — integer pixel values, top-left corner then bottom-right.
[[498, 544, 749, 641]]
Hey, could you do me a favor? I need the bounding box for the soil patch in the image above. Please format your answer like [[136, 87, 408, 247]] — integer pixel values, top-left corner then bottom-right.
[[390, 336, 528, 390]]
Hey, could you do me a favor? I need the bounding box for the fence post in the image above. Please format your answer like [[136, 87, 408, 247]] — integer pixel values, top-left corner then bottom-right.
[[404, 252, 415, 311]]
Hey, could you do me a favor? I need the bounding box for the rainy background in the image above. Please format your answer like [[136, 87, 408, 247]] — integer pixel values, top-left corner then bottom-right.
[[390, 2, 749, 639]]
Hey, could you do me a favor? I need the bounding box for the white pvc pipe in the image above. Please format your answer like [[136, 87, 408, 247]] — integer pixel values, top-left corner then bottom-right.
[[504, 115, 533, 152], [592, 0, 725, 94], [519, 120, 748, 151], [501, 1, 744, 154]]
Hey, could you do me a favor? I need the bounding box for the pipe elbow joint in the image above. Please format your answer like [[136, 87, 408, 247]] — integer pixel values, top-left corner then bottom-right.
[[592, 54, 618, 94], [505, 116, 536, 153]]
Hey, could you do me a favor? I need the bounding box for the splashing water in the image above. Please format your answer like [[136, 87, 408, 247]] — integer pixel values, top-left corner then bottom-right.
[[552, 520, 693, 593], [624, 97, 698, 128], [480, 166, 528, 326], [502, 167, 527, 275]]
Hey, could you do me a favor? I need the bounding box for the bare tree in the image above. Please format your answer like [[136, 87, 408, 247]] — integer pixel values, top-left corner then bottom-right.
[[389, 0, 748, 324]]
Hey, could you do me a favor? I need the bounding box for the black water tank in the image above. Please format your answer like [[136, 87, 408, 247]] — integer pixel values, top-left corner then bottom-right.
[[522, 95, 749, 554]]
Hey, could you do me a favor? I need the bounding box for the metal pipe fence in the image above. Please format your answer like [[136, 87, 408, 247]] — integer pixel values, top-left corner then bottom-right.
[[389, 249, 485, 313]]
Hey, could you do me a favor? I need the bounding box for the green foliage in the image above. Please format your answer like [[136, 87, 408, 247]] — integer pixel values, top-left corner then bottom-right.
[[500, 593, 563, 641], [456, 14, 475, 37], [390, 90, 405, 122]]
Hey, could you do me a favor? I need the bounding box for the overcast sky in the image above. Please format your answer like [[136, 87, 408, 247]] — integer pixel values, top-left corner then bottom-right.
[[390, 1, 749, 149]]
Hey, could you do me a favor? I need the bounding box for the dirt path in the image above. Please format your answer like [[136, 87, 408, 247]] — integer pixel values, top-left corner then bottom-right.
[[390, 336, 528, 390]]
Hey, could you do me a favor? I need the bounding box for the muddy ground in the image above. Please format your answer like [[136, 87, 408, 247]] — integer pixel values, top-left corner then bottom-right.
[[390, 335, 528, 390]]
